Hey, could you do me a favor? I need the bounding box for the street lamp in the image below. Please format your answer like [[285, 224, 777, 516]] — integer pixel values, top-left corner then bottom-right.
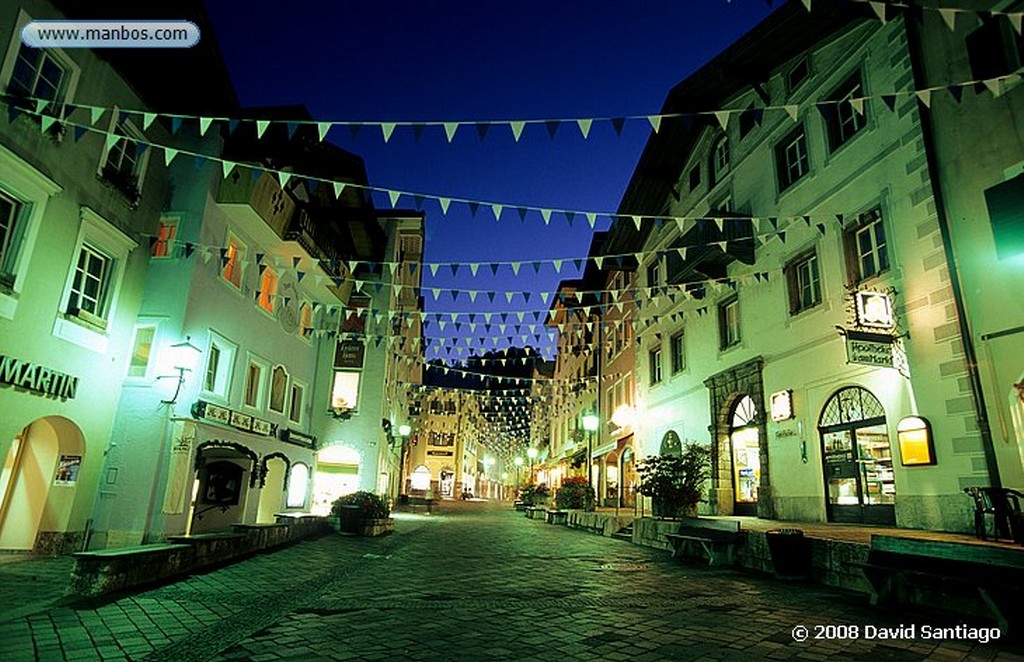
[[582, 412, 599, 494], [514, 456, 524, 493], [526, 447, 538, 484], [159, 336, 202, 405]]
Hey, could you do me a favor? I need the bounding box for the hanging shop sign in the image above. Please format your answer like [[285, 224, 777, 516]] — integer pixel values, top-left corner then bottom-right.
[[854, 290, 895, 330], [769, 390, 793, 422], [427, 450, 453, 456], [0, 354, 78, 400], [843, 330, 895, 368], [191, 399, 278, 437], [279, 428, 317, 449], [334, 339, 365, 369]]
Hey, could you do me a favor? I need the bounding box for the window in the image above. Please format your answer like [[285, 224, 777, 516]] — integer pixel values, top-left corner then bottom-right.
[[825, 72, 866, 152], [739, 107, 759, 139], [0, 190, 26, 289], [710, 135, 729, 185], [7, 41, 69, 106], [243, 355, 268, 410], [844, 208, 889, 282], [289, 381, 305, 424], [222, 233, 245, 289], [269, 365, 289, 414], [258, 267, 278, 313], [671, 331, 685, 374], [688, 165, 700, 191], [299, 302, 314, 338], [967, 16, 1024, 81], [787, 56, 809, 93], [719, 297, 741, 349], [66, 243, 112, 326], [984, 173, 1024, 260], [649, 347, 663, 385], [202, 333, 236, 400], [775, 125, 809, 191], [152, 217, 177, 258], [99, 119, 148, 204], [646, 260, 660, 288], [286, 463, 309, 508], [331, 371, 360, 410], [444, 401, 457, 415], [786, 251, 822, 314], [127, 324, 156, 379]]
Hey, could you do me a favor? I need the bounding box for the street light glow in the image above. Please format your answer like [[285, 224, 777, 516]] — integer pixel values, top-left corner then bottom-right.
[[582, 413, 599, 432]]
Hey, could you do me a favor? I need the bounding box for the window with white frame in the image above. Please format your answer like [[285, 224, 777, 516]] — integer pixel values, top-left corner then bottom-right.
[[202, 332, 236, 400], [649, 347, 663, 385], [331, 371, 360, 410], [671, 330, 686, 374], [2, 12, 79, 113], [99, 118, 148, 204], [258, 267, 278, 313], [152, 216, 177, 258], [844, 208, 889, 282], [289, 381, 306, 424], [243, 354, 268, 410], [127, 324, 157, 379], [786, 250, 822, 314], [268, 365, 289, 414], [825, 71, 866, 152], [286, 463, 309, 508], [60, 208, 136, 333], [719, 296, 741, 349], [775, 125, 809, 191], [0, 189, 26, 289], [710, 135, 729, 185]]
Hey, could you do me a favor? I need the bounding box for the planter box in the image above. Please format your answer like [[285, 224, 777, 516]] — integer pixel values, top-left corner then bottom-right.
[[331, 515, 394, 537]]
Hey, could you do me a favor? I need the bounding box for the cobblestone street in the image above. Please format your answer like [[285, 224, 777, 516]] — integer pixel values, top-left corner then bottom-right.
[[2, 503, 1021, 661]]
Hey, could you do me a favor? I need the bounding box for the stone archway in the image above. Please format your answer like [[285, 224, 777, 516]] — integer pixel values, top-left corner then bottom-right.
[[704, 358, 772, 518]]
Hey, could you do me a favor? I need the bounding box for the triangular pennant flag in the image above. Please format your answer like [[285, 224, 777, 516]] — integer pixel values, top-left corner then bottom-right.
[[469, 263, 480, 277], [632, 215, 642, 230], [784, 105, 799, 122], [468, 202, 480, 217], [256, 120, 270, 138], [278, 171, 292, 188], [799, 0, 811, 10], [983, 77, 1003, 97], [1010, 13, 1023, 35], [89, 106, 106, 126], [576, 118, 592, 139], [714, 111, 730, 131], [516, 207, 528, 223], [939, 8, 957, 31], [948, 85, 965, 103], [222, 160, 236, 177], [72, 124, 87, 142], [40, 115, 56, 133], [647, 115, 662, 133], [163, 147, 179, 166], [491, 204, 502, 221], [199, 117, 213, 136], [381, 122, 396, 142], [333, 182, 346, 198], [388, 190, 401, 207], [443, 122, 459, 143], [511, 262, 521, 275], [411, 123, 426, 142], [142, 112, 157, 130], [429, 262, 440, 277], [317, 122, 331, 142], [915, 89, 933, 108], [850, 97, 865, 116], [475, 122, 490, 140], [565, 211, 576, 226], [881, 94, 897, 112], [610, 117, 626, 135], [104, 132, 120, 152], [586, 212, 597, 228], [869, 2, 887, 23], [510, 121, 525, 142], [228, 119, 240, 134], [489, 263, 500, 276], [439, 197, 451, 215], [540, 209, 552, 225], [544, 120, 559, 139], [553, 259, 563, 273]]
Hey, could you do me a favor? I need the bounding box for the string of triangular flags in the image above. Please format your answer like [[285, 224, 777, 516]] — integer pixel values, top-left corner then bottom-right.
[[5, 62, 1020, 227]]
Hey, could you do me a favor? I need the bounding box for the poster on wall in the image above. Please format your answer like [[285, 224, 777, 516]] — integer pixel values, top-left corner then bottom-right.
[[54, 455, 81, 485], [163, 421, 196, 514]]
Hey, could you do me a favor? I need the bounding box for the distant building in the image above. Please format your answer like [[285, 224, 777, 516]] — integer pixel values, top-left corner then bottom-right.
[[608, 0, 1022, 532]]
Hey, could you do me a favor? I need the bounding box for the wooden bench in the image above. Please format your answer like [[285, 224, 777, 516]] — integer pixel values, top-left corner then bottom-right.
[[664, 518, 743, 566], [859, 535, 1024, 634]]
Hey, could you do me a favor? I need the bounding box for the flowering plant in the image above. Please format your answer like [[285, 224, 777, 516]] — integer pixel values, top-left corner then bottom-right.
[[636, 443, 711, 517], [331, 491, 390, 520], [555, 476, 596, 511]]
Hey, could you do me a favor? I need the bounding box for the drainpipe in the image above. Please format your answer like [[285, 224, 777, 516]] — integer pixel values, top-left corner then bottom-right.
[[903, 15, 1002, 489]]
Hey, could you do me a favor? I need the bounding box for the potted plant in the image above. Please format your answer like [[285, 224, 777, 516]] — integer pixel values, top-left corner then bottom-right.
[[519, 483, 550, 508], [555, 476, 596, 511], [636, 443, 711, 518], [330, 491, 394, 536]]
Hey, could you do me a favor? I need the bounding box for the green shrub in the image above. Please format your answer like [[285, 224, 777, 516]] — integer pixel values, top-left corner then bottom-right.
[[330, 491, 390, 520], [555, 476, 596, 511]]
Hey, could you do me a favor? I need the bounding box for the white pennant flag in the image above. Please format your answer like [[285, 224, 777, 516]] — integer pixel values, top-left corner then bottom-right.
[[256, 120, 270, 138], [939, 8, 957, 31], [491, 204, 503, 221], [869, 2, 886, 23], [714, 111, 730, 130], [317, 122, 331, 141], [784, 105, 799, 122], [469, 263, 480, 276], [278, 171, 292, 188], [90, 106, 106, 126], [1009, 13, 1022, 35], [222, 160, 236, 177], [632, 215, 642, 230], [439, 197, 451, 215], [540, 209, 552, 225], [553, 259, 563, 273], [381, 122, 396, 143], [388, 190, 401, 207], [429, 263, 440, 277], [850, 97, 865, 116], [510, 121, 525, 142], [333, 182, 346, 198], [586, 212, 597, 228], [444, 122, 459, 142], [647, 115, 662, 133], [800, 0, 811, 11], [916, 89, 933, 108], [199, 117, 213, 136], [576, 118, 592, 139], [142, 112, 157, 130], [164, 147, 179, 166]]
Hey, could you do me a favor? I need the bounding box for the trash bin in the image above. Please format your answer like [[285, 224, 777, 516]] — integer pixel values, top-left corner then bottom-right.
[[765, 528, 811, 580]]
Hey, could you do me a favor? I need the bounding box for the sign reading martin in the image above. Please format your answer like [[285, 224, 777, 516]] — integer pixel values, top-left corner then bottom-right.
[[0, 354, 78, 400], [845, 330, 894, 368]]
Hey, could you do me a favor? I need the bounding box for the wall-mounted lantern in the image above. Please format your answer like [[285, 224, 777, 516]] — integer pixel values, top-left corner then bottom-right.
[[897, 416, 935, 466], [855, 290, 895, 329], [160, 336, 202, 404]]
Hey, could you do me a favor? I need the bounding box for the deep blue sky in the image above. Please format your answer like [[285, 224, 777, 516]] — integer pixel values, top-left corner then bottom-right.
[[204, 0, 778, 360]]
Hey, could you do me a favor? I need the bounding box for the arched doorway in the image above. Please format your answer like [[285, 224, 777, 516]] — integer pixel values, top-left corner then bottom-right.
[[819, 386, 896, 525], [190, 442, 256, 534], [620, 446, 636, 508], [0, 416, 85, 551], [603, 452, 618, 507], [730, 395, 760, 516], [409, 465, 431, 493]]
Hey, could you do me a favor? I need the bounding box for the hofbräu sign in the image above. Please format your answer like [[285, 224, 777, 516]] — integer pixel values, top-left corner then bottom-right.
[[0, 354, 78, 400]]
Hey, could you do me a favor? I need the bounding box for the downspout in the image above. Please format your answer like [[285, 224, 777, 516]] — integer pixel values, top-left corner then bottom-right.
[[903, 14, 1002, 489]]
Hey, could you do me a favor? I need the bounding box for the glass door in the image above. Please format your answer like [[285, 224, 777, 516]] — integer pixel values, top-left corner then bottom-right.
[[731, 427, 759, 515], [855, 424, 896, 524], [822, 430, 861, 522]]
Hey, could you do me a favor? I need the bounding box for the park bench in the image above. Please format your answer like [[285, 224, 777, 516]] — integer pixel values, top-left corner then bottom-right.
[[513, 500, 526, 511], [664, 518, 743, 566], [858, 535, 1024, 634]]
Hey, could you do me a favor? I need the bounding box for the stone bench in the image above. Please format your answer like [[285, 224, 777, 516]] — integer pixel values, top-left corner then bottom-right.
[[68, 543, 193, 597], [664, 519, 744, 566], [545, 509, 568, 525]]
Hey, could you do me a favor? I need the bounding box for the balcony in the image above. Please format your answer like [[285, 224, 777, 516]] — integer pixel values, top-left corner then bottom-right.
[[216, 169, 296, 239]]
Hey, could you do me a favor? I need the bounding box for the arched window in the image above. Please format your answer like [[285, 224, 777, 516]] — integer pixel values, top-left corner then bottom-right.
[[660, 430, 682, 456], [732, 395, 757, 428], [710, 135, 730, 185], [410, 465, 431, 491]]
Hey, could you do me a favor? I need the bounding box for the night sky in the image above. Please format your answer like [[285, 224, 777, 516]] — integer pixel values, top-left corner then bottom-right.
[[203, 0, 778, 360]]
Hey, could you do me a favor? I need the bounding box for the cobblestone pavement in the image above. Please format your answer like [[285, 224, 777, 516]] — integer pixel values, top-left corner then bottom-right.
[[2, 502, 1022, 661]]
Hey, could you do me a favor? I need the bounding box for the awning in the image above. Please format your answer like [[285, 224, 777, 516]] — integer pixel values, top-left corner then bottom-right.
[[591, 440, 617, 458]]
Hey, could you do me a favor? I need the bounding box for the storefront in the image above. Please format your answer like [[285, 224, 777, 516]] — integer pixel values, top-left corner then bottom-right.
[[818, 386, 896, 525], [729, 396, 760, 517]]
